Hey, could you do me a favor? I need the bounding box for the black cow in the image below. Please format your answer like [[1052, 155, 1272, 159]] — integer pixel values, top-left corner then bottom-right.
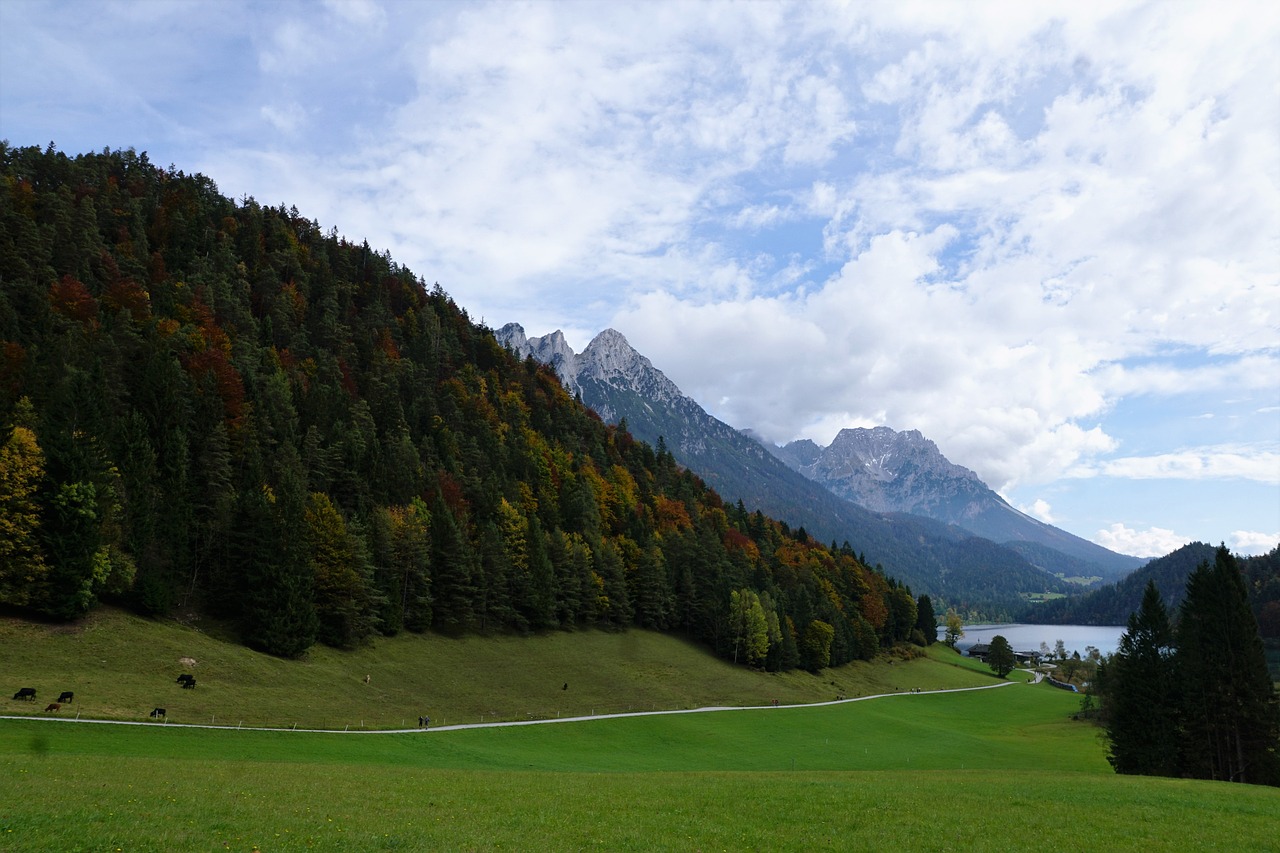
[[149, 707, 166, 718], [176, 674, 195, 686], [181, 678, 196, 689], [12, 687, 35, 701], [57, 691, 74, 703]]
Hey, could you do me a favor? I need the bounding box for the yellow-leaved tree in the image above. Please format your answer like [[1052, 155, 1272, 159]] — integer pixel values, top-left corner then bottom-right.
[[0, 425, 48, 606]]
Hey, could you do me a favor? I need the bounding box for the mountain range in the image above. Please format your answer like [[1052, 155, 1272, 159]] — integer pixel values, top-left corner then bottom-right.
[[773, 427, 1140, 579], [499, 324, 1142, 615]]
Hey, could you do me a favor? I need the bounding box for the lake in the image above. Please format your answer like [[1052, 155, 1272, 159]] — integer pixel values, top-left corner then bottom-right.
[[937, 623, 1126, 657]]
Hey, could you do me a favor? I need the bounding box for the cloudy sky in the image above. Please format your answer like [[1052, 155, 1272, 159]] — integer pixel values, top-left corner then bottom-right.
[[3, 0, 1277, 557]]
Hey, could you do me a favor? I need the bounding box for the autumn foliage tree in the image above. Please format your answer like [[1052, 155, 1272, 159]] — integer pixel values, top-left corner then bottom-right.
[[0, 422, 48, 606]]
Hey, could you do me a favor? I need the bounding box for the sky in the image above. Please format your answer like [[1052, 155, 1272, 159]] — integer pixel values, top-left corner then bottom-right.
[[2, 0, 1277, 558]]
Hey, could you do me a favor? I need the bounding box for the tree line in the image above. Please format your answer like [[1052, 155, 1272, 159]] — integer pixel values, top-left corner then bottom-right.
[[1099, 546, 1278, 786], [0, 143, 939, 670]]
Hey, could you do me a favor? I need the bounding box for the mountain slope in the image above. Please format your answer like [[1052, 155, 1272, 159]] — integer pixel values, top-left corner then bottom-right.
[[775, 427, 1141, 581], [0, 144, 926, 672], [1029, 543, 1279, 635], [499, 324, 1074, 616]]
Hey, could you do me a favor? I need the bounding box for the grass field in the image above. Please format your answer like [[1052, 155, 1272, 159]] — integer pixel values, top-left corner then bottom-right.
[[0, 608, 997, 729], [3, 689, 1276, 852], [3, 610, 1277, 851]]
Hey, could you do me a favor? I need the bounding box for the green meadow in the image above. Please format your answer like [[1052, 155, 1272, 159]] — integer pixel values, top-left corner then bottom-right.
[[2, 610, 1277, 851], [0, 608, 996, 729]]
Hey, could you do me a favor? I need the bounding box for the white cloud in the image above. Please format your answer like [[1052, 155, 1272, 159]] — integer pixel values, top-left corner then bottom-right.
[[1020, 499, 1055, 523], [323, 0, 386, 29], [1094, 356, 1280, 398], [1095, 524, 1276, 560], [605, 0, 1280, 498], [260, 103, 307, 134], [1229, 530, 1279, 556], [1088, 446, 1280, 484], [1094, 523, 1190, 558], [732, 204, 786, 231]]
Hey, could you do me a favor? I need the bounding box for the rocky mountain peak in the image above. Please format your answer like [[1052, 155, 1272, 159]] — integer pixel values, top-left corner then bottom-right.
[[497, 323, 579, 391], [826, 426, 981, 485], [499, 324, 690, 410], [497, 322, 528, 352]]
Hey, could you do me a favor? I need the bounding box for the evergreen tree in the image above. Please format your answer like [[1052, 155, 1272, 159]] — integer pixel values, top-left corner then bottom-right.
[[986, 634, 1016, 678], [592, 537, 631, 628], [428, 492, 476, 635], [887, 585, 917, 644], [305, 492, 377, 649], [630, 542, 670, 630], [915, 594, 937, 645], [236, 481, 318, 658], [1176, 548, 1279, 786], [523, 514, 557, 630], [1102, 580, 1180, 776]]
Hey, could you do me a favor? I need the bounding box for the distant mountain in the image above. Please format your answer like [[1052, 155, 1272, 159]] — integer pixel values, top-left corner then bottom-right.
[[1030, 542, 1214, 626], [498, 324, 1077, 618], [774, 427, 1141, 581]]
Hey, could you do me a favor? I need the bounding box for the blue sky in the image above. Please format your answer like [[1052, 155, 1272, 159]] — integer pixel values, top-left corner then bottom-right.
[[2, 0, 1277, 557]]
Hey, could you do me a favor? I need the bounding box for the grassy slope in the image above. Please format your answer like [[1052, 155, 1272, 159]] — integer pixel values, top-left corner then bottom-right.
[[4, 611, 1276, 851], [2, 692, 1276, 851], [0, 608, 995, 729]]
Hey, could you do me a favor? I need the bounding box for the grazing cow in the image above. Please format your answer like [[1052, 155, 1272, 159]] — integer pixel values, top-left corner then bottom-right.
[[12, 687, 35, 701], [44, 703, 61, 713], [181, 677, 196, 689], [176, 674, 195, 686], [57, 691, 74, 703], [149, 707, 166, 718]]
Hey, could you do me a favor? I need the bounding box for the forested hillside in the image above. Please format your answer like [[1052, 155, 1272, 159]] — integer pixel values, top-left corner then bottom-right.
[[1028, 542, 1279, 642], [0, 144, 924, 669]]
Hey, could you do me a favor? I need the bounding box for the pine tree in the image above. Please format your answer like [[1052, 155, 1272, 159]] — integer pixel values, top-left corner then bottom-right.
[[524, 514, 556, 630], [915, 594, 937, 645], [1102, 581, 1181, 777], [1176, 548, 1279, 786], [237, 446, 318, 658], [428, 492, 476, 635], [305, 492, 377, 649], [630, 542, 670, 630]]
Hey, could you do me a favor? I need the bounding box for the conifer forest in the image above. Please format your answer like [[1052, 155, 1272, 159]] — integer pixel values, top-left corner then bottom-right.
[[0, 144, 923, 666]]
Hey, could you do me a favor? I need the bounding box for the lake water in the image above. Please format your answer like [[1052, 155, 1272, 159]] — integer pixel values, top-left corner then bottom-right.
[[937, 623, 1126, 657]]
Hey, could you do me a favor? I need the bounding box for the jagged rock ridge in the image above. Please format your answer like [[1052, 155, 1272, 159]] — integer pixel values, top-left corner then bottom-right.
[[496, 323, 1117, 615], [774, 427, 1139, 578]]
